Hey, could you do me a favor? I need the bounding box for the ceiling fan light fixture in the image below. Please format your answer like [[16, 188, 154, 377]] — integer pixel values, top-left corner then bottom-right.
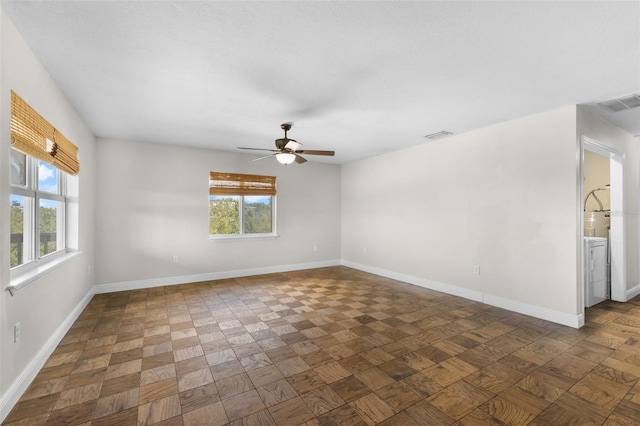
[[276, 152, 296, 165]]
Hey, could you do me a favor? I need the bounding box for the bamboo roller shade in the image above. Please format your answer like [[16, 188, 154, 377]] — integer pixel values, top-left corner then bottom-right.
[[209, 171, 276, 196], [11, 91, 80, 175]]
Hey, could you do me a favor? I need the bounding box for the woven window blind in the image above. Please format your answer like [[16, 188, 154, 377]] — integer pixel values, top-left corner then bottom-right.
[[11, 91, 80, 175], [209, 172, 276, 196]]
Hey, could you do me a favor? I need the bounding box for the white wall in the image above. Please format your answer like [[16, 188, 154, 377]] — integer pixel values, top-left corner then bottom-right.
[[577, 107, 640, 295], [342, 107, 580, 322], [0, 10, 96, 417], [94, 138, 341, 287]]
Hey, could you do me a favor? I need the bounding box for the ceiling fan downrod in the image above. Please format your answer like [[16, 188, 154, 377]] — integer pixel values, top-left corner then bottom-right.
[[281, 123, 292, 141]]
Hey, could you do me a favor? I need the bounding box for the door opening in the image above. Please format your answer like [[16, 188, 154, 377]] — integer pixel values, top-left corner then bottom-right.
[[580, 137, 626, 318]]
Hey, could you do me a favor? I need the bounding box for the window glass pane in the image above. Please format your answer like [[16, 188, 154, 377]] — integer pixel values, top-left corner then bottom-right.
[[10, 195, 32, 267], [209, 196, 240, 235], [243, 196, 272, 234], [11, 149, 27, 186], [38, 161, 59, 193], [40, 198, 58, 256]]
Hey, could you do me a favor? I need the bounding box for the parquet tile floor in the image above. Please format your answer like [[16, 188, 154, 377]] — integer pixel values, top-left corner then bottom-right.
[[4, 266, 640, 425]]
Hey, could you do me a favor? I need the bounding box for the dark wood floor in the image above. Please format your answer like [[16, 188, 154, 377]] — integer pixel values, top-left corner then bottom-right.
[[3, 266, 640, 425]]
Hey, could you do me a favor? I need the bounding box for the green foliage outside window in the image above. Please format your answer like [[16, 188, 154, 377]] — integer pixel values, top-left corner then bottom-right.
[[10, 200, 57, 267], [243, 198, 272, 234], [40, 205, 58, 256], [209, 196, 272, 235], [209, 197, 240, 234]]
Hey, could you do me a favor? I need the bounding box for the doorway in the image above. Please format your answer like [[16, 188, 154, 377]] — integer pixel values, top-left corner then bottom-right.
[[580, 136, 626, 317]]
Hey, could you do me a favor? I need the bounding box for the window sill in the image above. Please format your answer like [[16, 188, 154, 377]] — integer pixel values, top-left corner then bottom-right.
[[208, 234, 279, 241], [7, 250, 81, 296]]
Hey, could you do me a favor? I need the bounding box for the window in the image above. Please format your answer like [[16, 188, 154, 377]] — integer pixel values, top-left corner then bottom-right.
[[9, 91, 79, 273], [209, 172, 276, 237], [10, 150, 67, 269]]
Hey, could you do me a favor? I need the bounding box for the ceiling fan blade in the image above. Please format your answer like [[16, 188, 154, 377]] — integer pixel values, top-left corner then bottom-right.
[[238, 147, 278, 152], [294, 154, 307, 164], [285, 140, 302, 151], [252, 154, 276, 162], [297, 150, 335, 156]]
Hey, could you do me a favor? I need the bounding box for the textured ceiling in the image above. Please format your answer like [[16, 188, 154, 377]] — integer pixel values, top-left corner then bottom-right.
[[1, 1, 639, 164]]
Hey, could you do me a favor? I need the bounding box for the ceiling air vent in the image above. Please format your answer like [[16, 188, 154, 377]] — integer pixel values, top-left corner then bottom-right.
[[424, 130, 453, 140], [598, 93, 640, 113]]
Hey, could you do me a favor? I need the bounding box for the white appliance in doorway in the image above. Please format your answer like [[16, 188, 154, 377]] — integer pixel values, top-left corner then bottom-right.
[[584, 236, 609, 307]]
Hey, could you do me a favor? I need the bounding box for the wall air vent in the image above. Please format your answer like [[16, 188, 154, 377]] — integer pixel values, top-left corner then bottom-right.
[[598, 93, 640, 113], [424, 130, 453, 140]]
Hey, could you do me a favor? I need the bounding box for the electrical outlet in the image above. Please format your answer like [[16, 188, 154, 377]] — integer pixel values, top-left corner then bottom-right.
[[172, 255, 179, 263], [473, 265, 480, 275], [363, 247, 367, 254], [14, 322, 21, 343], [313, 245, 318, 252]]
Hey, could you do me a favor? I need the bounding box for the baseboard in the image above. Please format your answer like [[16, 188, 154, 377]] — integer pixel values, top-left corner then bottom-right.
[[626, 284, 640, 301], [343, 260, 582, 329], [94, 260, 342, 294], [0, 286, 95, 424], [342, 260, 484, 302], [483, 294, 582, 328]]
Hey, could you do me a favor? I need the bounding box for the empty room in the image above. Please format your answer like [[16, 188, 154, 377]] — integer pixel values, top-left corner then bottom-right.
[[1, 1, 640, 425]]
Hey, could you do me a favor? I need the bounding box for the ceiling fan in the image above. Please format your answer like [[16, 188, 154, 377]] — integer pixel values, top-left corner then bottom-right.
[[238, 123, 335, 165]]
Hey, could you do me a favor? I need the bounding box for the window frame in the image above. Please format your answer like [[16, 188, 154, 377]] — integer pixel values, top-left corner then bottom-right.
[[10, 149, 68, 275], [208, 194, 278, 240], [208, 172, 278, 240]]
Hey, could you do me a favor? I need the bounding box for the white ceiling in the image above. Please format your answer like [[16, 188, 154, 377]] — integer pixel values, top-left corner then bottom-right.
[[1, 1, 639, 164]]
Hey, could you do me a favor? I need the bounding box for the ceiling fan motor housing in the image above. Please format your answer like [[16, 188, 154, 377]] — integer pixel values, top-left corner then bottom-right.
[[276, 123, 294, 150], [275, 138, 293, 150]]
